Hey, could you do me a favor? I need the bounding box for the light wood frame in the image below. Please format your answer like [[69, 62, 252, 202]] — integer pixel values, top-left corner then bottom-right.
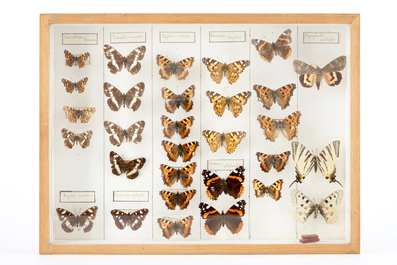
[[39, 13, 360, 255]]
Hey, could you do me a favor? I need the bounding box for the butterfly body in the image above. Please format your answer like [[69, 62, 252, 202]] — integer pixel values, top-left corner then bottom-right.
[[202, 130, 246, 154], [61, 77, 88, 94], [251, 29, 292, 62], [257, 111, 301, 142], [202, 166, 245, 200], [157, 216, 193, 239], [109, 151, 146, 180], [256, 151, 290, 173], [202, 58, 250, 84], [162, 86, 195, 113], [160, 163, 196, 188], [63, 106, 96, 123], [110, 209, 149, 230], [252, 179, 283, 201], [56, 206, 98, 233], [206, 91, 251, 117], [159, 189, 196, 210], [61, 128, 93, 149], [291, 189, 344, 224], [156, 55, 195, 80], [290, 141, 341, 187], [104, 82, 145, 111], [103, 44, 146, 74], [199, 200, 246, 235], [293, 56, 346, 89], [253, 84, 296, 110], [64, 50, 90, 68], [161, 141, 199, 162]]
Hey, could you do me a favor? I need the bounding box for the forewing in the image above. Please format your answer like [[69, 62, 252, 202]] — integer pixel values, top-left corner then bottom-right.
[[125, 46, 146, 75], [291, 190, 315, 223], [227, 60, 250, 84], [109, 151, 125, 176], [251, 39, 274, 62], [56, 208, 77, 233], [124, 82, 145, 111], [253, 85, 274, 109], [281, 111, 301, 140], [202, 58, 224, 84], [273, 151, 290, 172], [125, 120, 145, 144], [104, 121, 125, 147], [103, 44, 124, 74], [175, 57, 195, 80], [256, 152, 273, 172], [229, 91, 251, 117], [206, 91, 226, 117], [103, 82, 123, 111], [78, 206, 98, 233], [77, 130, 93, 149], [180, 141, 199, 162], [274, 29, 292, 59], [319, 190, 344, 224], [61, 128, 77, 149], [268, 179, 283, 201], [224, 131, 246, 154], [257, 115, 279, 142], [225, 166, 245, 199], [317, 140, 341, 185], [125, 158, 146, 180], [274, 84, 296, 109], [202, 130, 222, 153], [202, 169, 224, 200]]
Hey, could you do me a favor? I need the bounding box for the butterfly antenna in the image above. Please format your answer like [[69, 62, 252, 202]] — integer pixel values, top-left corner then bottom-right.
[[334, 179, 343, 187], [288, 179, 297, 188]]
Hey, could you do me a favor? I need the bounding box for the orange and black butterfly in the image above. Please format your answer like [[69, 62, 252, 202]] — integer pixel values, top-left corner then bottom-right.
[[251, 29, 292, 62], [256, 151, 290, 173], [156, 55, 195, 80], [64, 50, 90, 68], [161, 141, 199, 163], [159, 190, 196, 210], [161, 86, 195, 113], [161, 115, 194, 139], [252, 179, 283, 201], [157, 216, 193, 239]]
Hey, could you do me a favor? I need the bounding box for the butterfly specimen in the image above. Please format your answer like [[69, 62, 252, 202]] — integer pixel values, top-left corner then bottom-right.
[[160, 115, 194, 139], [202, 130, 246, 154], [109, 151, 146, 180], [161, 86, 195, 113], [206, 91, 251, 118], [159, 163, 196, 188], [56, 206, 98, 233], [251, 28, 292, 62], [103, 82, 145, 112], [202, 166, 245, 200], [104, 120, 145, 147], [63, 106, 96, 123], [103, 44, 146, 74], [289, 141, 342, 187], [61, 77, 88, 94], [257, 111, 301, 142], [291, 189, 344, 224], [252, 179, 283, 201], [110, 208, 149, 231], [161, 141, 199, 162], [157, 216, 193, 239], [61, 128, 93, 149], [199, 200, 246, 235], [64, 50, 90, 68], [253, 84, 296, 110], [159, 189, 196, 210], [156, 55, 195, 80], [256, 151, 290, 173], [293, 55, 347, 89], [201, 58, 250, 84]]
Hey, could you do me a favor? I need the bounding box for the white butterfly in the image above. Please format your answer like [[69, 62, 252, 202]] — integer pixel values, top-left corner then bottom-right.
[[289, 141, 341, 187], [291, 189, 344, 224]]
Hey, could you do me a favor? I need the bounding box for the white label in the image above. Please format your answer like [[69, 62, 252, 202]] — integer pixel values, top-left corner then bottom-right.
[[303, 32, 339, 44], [110, 32, 146, 43], [62, 33, 98, 45], [60, 191, 95, 203], [209, 31, 246, 42], [160, 32, 195, 43], [207, 159, 244, 171], [113, 191, 149, 202]]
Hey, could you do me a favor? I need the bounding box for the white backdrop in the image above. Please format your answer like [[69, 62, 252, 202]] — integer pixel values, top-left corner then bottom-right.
[[0, 1, 394, 264]]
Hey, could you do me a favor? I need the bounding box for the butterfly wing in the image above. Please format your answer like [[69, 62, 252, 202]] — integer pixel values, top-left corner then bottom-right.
[[256, 152, 273, 173], [124, 157, 146, 180], [174, 57, 195, 80], [257, 115, 279, 142], [225, 166, 245, 199], [63, 106, 78, 123], [161, 115, 177, 138], [110, 209, 129, 230], [291, 190, 316, 223], [64, 50, 75, 67], [202, 58, 225, 84], [75, 77, 88, 93], [274, 84, 296, 109], [317, 140, 342, 186], [79, 108, 96, 123], [125, 46, 146, 75], [319, 190, 344, 224], [206, 91, 227, 117], [202, 169, 224, 200], [178, 190, 196, 210], [125, 120, 145, 144], [253, 85, 275, 110], [160, 164, 178, 187], [293, 60, 317, 89], [61, 128, 77, 149], [202, 130, 222, 153], [124, 82, 145, 111], [252, 179, 267, 198], [161, 141, 179, 162], [109, 151, 126, 176], [56, 208, 77, 233], [273, 151, 291, 172], [176, 116, 194, 139], [225, 200, 246, 234], [75, 130, 93, 149], [180, 141, 199, 162], [267, 179, 283, 201], [103, 44, 124, 74], [226, 60, 250, 84], [156, 55, 174, 80], [224, 131, 246, 154], [251, 39, 275, 62], [280, 111, 301, 140], [228, 91, 251, 117], [321, 56, 346, 87], [175, 216, 193, 238], [157, 218, 176, 239], [77, 206, 98, 233], [290, 141, 315, 187], [274, 29, 292, 59], [161, 87, 178, 113], [104, 121, 125, 147], [198, 202, 222, 235], [103, 82, 123, 111], [128, 208, 149, 230], [159, 190, 178, 210], [179, 163, 196, 187], [179, 85, 195, 112]]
